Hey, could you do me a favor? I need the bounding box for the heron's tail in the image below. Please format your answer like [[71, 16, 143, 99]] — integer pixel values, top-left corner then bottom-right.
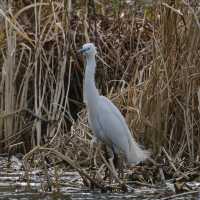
[[126, 136, 150, 164]]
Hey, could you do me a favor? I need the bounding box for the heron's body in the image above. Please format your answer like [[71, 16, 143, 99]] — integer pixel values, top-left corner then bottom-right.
[[80, 43, 149, 165]]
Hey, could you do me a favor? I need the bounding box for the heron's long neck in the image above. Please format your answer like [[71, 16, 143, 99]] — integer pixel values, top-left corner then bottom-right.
[[84, 55, 99, 111]]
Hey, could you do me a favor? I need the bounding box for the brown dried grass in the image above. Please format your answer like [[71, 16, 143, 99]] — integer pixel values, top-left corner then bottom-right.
[[0, 0, 199, 173]]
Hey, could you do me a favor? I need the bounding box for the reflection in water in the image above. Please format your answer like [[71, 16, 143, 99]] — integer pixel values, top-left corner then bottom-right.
[[0, 156, 199, 200]]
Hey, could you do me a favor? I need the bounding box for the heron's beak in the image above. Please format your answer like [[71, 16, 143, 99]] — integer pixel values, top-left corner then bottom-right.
[[78, 47, 90, 53], [78, 48, 85, 53]]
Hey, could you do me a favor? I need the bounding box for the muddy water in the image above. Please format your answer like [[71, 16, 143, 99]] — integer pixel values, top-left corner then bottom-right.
[[0, 156, 199, 200]]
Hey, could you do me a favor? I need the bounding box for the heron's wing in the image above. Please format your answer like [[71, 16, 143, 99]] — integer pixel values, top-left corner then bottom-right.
[[96, 96, 132, 154]]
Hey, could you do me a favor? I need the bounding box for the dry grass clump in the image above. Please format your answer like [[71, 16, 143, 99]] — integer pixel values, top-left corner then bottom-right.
[[0, 0, 200, 183]]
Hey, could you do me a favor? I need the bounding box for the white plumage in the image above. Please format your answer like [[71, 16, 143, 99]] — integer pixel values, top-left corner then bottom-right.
[[80, 43, 149, 165]]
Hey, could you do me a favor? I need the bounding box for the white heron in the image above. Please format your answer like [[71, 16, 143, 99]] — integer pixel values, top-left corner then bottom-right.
[[79, 43, 149, 178]]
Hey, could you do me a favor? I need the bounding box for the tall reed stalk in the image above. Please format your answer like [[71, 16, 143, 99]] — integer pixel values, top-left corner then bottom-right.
[[0, 1, 199, 166]]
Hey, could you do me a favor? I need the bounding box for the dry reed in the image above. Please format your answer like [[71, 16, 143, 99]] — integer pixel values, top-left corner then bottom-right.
[[0, 0, 199, 186]]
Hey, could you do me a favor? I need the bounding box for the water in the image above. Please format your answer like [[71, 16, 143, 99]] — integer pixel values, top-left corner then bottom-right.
[[0, 156, 199, 200]]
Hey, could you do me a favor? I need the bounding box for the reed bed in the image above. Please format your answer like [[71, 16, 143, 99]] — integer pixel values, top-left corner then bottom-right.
[[0, 0, 200, 190]]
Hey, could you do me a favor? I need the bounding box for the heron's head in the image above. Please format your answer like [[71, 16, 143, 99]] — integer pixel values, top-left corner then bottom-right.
[[79, 43, 97, 57]]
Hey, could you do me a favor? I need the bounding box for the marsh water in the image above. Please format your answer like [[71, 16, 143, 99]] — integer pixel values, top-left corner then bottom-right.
[[0, 156, 199, 200]]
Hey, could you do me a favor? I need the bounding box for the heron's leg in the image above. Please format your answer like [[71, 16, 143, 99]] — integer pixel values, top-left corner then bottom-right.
[[118, 158, 125, 179], [89, 137, 102, 170], [88, 137, 97, 160], [106, 146, 118, 181], [108, 154, 129, 192], [108, 156, 118, 180], [88, 137, 97, 174]]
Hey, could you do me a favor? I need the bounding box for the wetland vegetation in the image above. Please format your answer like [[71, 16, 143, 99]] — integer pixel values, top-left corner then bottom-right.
[[0, 0, 200, 199]]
